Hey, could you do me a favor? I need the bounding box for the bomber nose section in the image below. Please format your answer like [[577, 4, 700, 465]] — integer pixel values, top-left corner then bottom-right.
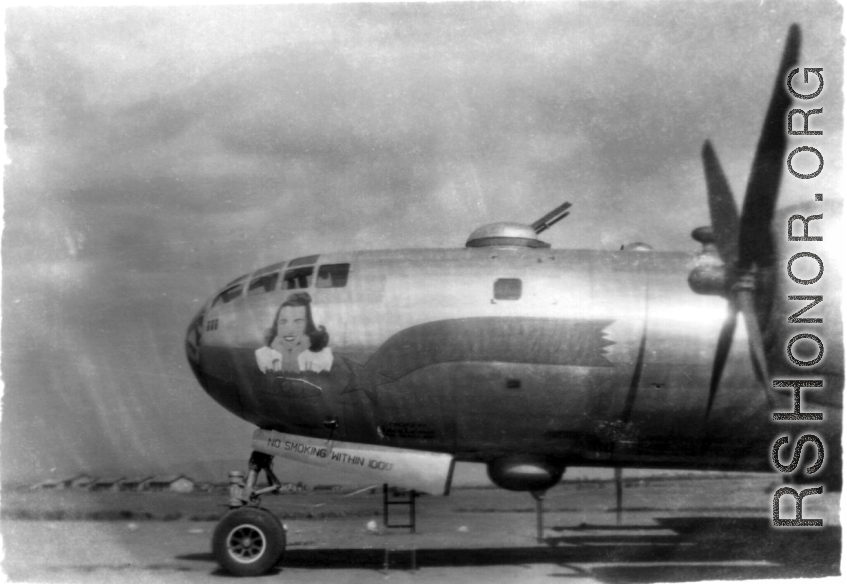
[[185, 300, 245, 420], [185, 304, 207, 387]]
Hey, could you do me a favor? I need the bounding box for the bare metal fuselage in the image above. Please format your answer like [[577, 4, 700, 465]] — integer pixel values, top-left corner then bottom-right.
[[186, 244, 842, 475]]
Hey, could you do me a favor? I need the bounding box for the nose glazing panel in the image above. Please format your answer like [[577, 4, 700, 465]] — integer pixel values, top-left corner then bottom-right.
[[185, 304, 207, 386]]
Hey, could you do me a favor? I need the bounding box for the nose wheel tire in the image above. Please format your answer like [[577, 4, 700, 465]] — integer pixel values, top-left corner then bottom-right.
[[212, 507, 286, 576]]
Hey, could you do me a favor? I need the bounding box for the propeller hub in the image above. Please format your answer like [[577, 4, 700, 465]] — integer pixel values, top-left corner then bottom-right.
[[691, 226, 716, 246]]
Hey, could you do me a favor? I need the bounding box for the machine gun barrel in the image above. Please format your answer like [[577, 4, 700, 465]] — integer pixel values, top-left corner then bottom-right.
[[531, 201, 571, 234]]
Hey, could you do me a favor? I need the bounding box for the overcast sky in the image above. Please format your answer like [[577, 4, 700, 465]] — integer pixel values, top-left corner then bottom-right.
[[2, 1, 842, 485]]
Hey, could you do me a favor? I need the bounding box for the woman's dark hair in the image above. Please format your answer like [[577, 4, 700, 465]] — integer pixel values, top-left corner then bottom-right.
[[265, 292, 329, 352]]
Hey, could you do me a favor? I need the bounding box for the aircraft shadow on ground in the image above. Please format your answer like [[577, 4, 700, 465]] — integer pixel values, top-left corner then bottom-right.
[[177, 516, 840, 582]]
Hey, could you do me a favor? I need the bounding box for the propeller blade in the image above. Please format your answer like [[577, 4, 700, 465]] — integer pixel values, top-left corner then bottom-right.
[[737, 287, 772, 401], [737, 24, 801, 270], [703, 26, 798, 439], [705, 306, 738, 420], [702, 140, 739, 264]]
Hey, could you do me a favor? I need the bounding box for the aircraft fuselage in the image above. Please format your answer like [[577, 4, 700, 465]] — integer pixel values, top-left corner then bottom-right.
[[186, 245, 840, 474]]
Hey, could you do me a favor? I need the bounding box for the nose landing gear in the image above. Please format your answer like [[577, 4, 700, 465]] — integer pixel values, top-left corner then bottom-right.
[[213, 506, 286, 576], [213, 451, 286, 576]]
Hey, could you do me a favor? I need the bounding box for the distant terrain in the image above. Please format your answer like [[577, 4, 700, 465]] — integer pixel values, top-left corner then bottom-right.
[[2, 473, 820, 523], [5, 460, 742, 492]]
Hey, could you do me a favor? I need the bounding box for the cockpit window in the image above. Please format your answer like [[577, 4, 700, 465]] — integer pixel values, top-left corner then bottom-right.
[[248, 272, 280, 296], [288, 255, 320, 268], [283, 266, 314, 290], [224, 274, 249, 287], [316, 264, 350, 288], [213, 283, 245, 306]]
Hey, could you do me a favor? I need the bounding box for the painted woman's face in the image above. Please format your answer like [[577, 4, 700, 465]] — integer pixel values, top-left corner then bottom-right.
[[277, 305, 307, 350]]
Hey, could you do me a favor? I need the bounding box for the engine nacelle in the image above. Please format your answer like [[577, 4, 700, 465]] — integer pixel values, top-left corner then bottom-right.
[[486, 456, 565, 492], [688, 262, 727, 296], [688, 226, 728, 296]]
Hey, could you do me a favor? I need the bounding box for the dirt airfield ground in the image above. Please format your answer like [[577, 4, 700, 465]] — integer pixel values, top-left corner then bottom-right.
[[1, 475, 841, 583]]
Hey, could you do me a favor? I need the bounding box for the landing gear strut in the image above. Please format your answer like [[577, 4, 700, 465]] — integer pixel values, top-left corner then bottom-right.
[[213, 451, 286, 576], [229, 451, 282, 507], [530, 490, 545, 543]]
